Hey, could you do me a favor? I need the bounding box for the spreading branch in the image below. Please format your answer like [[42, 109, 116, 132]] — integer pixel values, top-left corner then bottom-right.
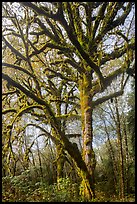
[[2, 63, 35, 79], [2, 36, 27, 62], [2, 73, 56, 122]]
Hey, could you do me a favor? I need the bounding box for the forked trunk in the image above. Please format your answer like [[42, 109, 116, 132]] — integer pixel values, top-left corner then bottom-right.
[[51, 72, 96, 200]]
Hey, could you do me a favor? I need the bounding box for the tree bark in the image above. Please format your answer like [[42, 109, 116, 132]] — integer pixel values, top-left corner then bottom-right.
[[56, 144, 65, 181], [55, 96, 66, 182], [79, 72, 96, 200]]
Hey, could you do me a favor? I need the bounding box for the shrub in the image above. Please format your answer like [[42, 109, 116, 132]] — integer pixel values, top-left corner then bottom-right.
[[2, 173, 81, 202]]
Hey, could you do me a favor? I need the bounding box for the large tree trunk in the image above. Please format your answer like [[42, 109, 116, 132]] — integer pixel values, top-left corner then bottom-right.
[[55, 97, 65, 182], [56, 144, 65, 181], [48, 71, 96, 200], [79, 72, 96, 200], [63, 138, 95, 201], [53, 127, 95, 200]]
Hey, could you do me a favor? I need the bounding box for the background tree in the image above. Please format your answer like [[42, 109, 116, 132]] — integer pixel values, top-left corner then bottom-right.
[[126, 79, 135, 194], [93, 77, 135, 199], [2, 2, 135, 201]]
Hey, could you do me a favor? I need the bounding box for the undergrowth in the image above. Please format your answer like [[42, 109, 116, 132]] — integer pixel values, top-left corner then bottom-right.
[[2, 171, 135, 202]]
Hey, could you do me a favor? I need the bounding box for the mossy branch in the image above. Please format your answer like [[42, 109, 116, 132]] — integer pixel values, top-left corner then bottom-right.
[[2, 73, 57, 123], [101, 40, 135, 65], [2, 108, 17, 114], [55, 114, 81, 120], [2, 63, 35, 79], [93, 90, 124, 108], [66, 134, 81, 138], [91, 61, 129, 95], [20, 2, 60, 20], [3, 105, 44, 134], [2, 89, 17, 96], [2, 36, 27, 62], [29, 42, 71, 58], [26, 123, 60, 145]]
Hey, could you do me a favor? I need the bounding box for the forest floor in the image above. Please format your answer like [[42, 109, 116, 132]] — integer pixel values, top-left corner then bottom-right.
[[94, 191, 135, 202], [2, 175, 135, 202]]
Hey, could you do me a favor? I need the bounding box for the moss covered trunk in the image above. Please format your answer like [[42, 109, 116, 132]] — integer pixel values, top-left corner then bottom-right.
[[55, 97, 65, 182], [48, 72, 96, 200], [56, 144, 64, 181], [79, 72, 96, 200]]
